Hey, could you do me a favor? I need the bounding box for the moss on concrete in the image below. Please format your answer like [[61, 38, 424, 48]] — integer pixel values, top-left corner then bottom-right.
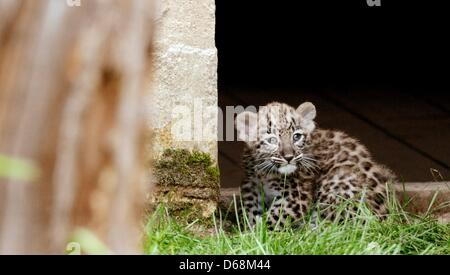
[[152, 148, 220, 223], [155, 148, 220, 188]]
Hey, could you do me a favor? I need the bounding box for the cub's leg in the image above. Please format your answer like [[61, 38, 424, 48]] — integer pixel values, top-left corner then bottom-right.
[[241, 179, 313, 228], [265, 181, 313, 228], [240, 180, 263, 226]]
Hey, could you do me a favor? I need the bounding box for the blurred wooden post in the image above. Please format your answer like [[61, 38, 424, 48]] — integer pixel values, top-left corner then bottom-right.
[[0, 0, 155, 254]]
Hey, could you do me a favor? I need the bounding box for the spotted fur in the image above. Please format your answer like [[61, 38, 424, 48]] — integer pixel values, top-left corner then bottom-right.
[[235, 102, 396, 227]]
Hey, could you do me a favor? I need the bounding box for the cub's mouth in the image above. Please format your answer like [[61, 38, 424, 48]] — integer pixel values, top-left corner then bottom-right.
[[277, 164, 297, 175]]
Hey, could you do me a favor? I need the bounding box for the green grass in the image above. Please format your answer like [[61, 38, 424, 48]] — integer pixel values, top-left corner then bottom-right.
[[144, 192, 450, 255]]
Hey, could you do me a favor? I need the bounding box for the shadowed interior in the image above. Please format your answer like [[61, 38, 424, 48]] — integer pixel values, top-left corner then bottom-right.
[[216, 0, 450, 187]]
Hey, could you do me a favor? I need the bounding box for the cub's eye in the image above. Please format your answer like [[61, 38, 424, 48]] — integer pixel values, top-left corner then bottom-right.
[[267, 137, 278, 145], [293, 133, 304, 142]]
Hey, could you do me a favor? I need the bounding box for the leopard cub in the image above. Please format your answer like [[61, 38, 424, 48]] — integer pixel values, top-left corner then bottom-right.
[[235, 102, 396, 227]]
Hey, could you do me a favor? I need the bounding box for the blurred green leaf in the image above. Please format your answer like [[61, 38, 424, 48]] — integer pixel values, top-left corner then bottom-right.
[[0, 154, 40, 182], [69, 228, 112, 255]]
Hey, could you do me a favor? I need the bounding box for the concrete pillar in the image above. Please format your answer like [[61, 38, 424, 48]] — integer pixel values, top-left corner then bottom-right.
[[149, 0, 218, 160]]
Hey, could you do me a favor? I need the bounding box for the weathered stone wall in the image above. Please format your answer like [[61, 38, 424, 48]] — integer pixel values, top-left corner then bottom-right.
[[148, 0, 218, 160]]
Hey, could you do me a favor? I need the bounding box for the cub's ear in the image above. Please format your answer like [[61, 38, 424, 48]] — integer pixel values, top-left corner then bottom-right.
[[296, 102, 316, 132], [235, 111, 258, 142], [296, 102, 316, 121]]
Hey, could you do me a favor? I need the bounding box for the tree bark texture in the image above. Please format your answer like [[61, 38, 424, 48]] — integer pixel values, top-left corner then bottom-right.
[[0, 0, 155, 254]]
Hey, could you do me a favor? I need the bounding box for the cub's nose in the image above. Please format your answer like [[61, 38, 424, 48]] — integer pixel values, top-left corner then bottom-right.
[[283, 155, 294, 162]]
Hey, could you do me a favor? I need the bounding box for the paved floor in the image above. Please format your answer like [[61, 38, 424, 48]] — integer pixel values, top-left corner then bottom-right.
[[218, 86, 450, 188]]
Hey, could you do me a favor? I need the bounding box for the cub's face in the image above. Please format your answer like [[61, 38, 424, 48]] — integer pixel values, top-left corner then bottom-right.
[[235, 102, 317, 176]]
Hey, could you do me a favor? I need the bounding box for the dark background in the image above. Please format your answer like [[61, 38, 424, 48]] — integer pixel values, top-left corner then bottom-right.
[[216, 0, 450, 187], [216, 0, 449, 89]]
